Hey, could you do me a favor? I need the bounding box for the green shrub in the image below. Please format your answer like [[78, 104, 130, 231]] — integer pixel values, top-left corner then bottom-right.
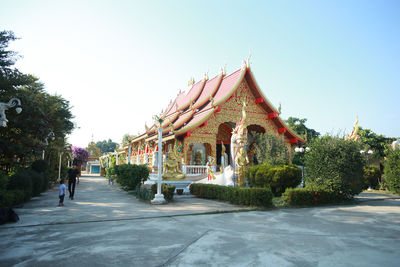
[[248, 164, 301, 196], [0, 189, 25, 208], [31, 160, 48, 173], [30, 170, 44, 197], [114, 164, 149, 190], [8, 170, 33, 201], [189, 183, 273, 207], [363, 166, 381, 189], [282, 187, 348, 206], [151, 183, 176, 201], [253, 132, 289, 165], [0, 171, 9, 191], [136, 185, 155, 201], [384, 149, 400, 194], [305, 136, 365, 196]]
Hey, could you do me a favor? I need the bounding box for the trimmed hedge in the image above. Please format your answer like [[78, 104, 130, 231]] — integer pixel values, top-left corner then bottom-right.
[[0, 189, 25, 207], [151, 183, 176, 201], [8, 170, 33, 201], [305, 136, 365, 196], [247, 164, 301, 196], [384, 149, 400, 194], [114, 164, 149, 190], [189, 183, 273, 207], [282, 187, 348, 206]]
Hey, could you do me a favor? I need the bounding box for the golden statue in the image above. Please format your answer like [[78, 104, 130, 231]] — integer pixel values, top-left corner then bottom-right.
[[162, 145, 186, 180], [235, 147, 249, 187]]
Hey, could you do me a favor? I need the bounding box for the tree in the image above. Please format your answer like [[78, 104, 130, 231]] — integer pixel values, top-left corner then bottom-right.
[[122, 134, 134, 146], [0, 30, 33, 99], [96, 139, 117, 153], [72, 146, 89, 166], [358, 127, 393, 159], [254, 132, 289, 166], [285, 117, 320, 141]]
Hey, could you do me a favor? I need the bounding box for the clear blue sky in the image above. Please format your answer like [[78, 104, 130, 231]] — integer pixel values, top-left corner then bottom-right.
[[1, 0, 399, 147]]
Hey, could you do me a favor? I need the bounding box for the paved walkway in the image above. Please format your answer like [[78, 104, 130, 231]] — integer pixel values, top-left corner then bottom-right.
[[1, 175, 399, 266]]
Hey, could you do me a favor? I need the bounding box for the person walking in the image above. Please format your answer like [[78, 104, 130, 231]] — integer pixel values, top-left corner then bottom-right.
[[67, 165, 79, 200], [58, 179, 66, 207]]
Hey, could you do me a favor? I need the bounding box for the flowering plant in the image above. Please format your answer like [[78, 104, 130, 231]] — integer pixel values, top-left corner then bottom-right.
[[72, 146, 89, 166]]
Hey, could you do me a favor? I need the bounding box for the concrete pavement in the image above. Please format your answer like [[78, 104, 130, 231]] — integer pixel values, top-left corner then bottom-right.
[[0, 175, 399, 266]]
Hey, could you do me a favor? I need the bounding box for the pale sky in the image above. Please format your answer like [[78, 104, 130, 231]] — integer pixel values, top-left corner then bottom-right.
[[1, 0, 399, 148]]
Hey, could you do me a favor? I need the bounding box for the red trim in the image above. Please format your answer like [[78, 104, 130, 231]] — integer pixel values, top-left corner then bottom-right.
[[278, 128, 287, 134], [186, 131, 191, 137], [267, 112, 278, 119], [200, 121, 207, 128], [255, 97, 264, 104], [215, 105, 221, 112], [289, 138, 298, 143]]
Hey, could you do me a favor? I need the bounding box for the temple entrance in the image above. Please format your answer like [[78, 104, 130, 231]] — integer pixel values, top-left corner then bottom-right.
[[247, 124, 266, 165], [216, 122, 235, 168]]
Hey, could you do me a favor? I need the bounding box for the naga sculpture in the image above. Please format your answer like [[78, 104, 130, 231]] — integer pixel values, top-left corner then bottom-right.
[[345, 116, 360, 141]]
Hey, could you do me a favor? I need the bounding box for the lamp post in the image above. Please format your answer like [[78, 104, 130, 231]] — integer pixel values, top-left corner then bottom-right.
[[295, 146, 309, 187], [0, 98, 22, 127], [42, 131, 55, 160], [151, 115, 166, 204]]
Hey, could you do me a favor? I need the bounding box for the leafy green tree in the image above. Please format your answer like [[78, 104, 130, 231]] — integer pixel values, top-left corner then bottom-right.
[[254, 132, 289, 166], [285, 117, 320, 141], [358, 127, 393, 159], [0, 30, 74, 173], [96, 139, 117, 153], [122, 134, 134, 146]]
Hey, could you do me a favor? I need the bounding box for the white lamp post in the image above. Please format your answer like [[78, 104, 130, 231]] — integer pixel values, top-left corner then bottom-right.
[[42, 131, 55, 160], [0, 98, 22, 127], [151, 115, 166, 204], [295, 146, 309, 187]]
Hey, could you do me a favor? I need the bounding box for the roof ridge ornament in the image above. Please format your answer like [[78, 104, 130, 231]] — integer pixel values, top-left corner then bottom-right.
[[204, 71, 209, 81], [210, 94, 215, 107], [247, 51, 252, 68], [220, 63, 227, 76], [188, 77, 195, 87], [241, 60, 247, 70], [277, 103, 281, 115]]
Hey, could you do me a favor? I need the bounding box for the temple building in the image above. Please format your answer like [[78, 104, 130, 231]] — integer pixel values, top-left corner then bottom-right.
[[119, 61, 305, 175]]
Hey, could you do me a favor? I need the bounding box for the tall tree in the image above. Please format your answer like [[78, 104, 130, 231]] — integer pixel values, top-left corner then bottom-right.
[[285, 117, 320, 141], [358, 127, 394, 159], [96, 139, 117, 153]]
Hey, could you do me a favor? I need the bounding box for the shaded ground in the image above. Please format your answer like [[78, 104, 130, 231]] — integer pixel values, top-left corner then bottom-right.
[[1, 175, 399, 266]]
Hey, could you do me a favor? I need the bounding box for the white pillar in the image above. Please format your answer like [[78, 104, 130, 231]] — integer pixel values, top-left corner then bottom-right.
[[58, 152, 63, 181], [151, 126, 166, 204]]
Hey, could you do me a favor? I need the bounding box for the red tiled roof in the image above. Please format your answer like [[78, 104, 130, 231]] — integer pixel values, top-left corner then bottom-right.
[[142, 65, 305, 144]]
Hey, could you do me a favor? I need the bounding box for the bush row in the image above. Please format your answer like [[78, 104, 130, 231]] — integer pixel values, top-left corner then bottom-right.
[[189, 183, 273, 207], [114, 164, 149, 190], [282, 187, 349, 206], [0, 160, 51, 208], [247, 164, 301, 196]]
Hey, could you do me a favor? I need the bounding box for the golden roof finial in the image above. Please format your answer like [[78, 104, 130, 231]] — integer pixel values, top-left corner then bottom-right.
[[188, 77, 195, 87], [204, 71, 209, 81], [247, 51, 252, 68], [278, 103, 281, 115]]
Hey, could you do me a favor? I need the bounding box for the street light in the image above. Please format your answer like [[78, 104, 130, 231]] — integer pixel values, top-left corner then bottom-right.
[[294, 146, 309, 187], [42, 131, 55, 160], [151, 115, 166, 204], [0, 98, 22, 127]]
